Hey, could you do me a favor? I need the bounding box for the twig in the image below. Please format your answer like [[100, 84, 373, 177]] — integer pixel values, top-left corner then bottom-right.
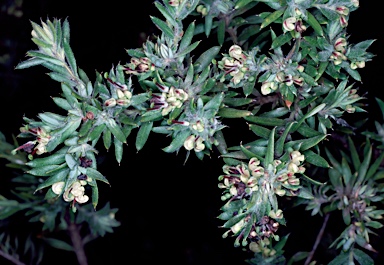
[[68, 222, 88, 265], [304, 213, 330, 265], [0, 249, 26, 265]]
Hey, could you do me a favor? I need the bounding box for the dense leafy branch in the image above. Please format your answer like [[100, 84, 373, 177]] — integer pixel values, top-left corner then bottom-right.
[[1, 0, 383, 264]]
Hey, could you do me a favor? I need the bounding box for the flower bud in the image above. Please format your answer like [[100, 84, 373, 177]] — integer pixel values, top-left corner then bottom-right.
[[76, 194, 89, 204], [293, 76, 304, 86], [117, 98, 130, 106], [274, 188, 286, 196], [336, 6, 349, 16], [334, 37, 347, 52], [116, 88, 125, 99], [287, 162, 299, 173], [285, 75, 293, 86], [248, 157, 261, 171], [290, 151, 305, 165], [261, 82, 274, 95], [194, 137, 205, 152], [295, 20, 307, 33], [274, 71, 285, 83], [229, 45, 246, 61], [346, 105, 355, 113], [297, 65, 304, 72], [339, 15, 348, 27], [283, 17, 296, 32], [183, 135, 196, 150], [122, 90, 132, 100], [355, 61, 365, 68], [288, 177, 300, 186], [104, 98, 117, 107], [192, 121, 205, 132], [169, 0, 180, 7], [52, 181, 65, 195]]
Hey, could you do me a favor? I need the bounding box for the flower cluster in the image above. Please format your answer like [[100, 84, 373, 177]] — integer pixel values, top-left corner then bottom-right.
[[282, 9, 307, 36], [218, 157, 263, 200], [183, 134, 205, 152], [124, 57, 155, 75], [51, 178, 91, 204], [12, 127, 51, 156], [218, 45, 249, 85], [150, 83, 188, 116], [103, 80, 133, 108]]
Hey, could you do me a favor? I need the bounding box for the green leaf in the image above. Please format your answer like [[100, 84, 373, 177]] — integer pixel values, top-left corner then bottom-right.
[[304, 11, 323, 36], [303, 150, 330, 168], [355, 145, 372, 186], [86, 168, 110, 185], [15, 57, 45, 69], [287, 251, 310, 265], [42, 238, 73, 251], [193, 46, 221, 73], [26, 51, 65, 66], [27, 164, 63, 177], [264, 127, 276, 167], [65, 154, 78, 170], [271, 33, 292, 50], [218, 107, 252, 118], [260, 8, 285, 29], [176, 41, 201, 58], [353, 249, 374, 265], [35, 169, 69, 192], [291, 103, 326, 132], [150, 16, 174, 39], [103, 129, 112, 150], [154, 1, 177, 27], [26, 153, 66, 168], [217, 19, 225, 46], [249, 124, 271, 139], [63, 41, 78, 77], [275, 121, 295, 157], [135, 121, 153, 152], [52, 97, 72, 111], [114, 137, 124, 165], [244, 116, 285, 126], [46, 117, 82, 152], [179, 21, 195, 52], [162, 129, 191, 153], [204, 14, 213, 37], [105, 118, 126, 144], [235, 0, 255, 9], [240, 143, 264, 161]]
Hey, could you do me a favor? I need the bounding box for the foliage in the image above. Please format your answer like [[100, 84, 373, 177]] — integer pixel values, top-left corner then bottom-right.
[[1, 0, 383, 264]]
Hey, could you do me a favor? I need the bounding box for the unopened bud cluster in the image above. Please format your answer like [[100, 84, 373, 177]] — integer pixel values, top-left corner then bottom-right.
[[104, 84, 133, 108], [218, 45, 249, 85], [31, 20, 65, 62], [124, 57, 155, 75]]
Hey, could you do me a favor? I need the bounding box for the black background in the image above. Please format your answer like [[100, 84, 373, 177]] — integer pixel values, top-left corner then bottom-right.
[[1, 1, 384, 264]]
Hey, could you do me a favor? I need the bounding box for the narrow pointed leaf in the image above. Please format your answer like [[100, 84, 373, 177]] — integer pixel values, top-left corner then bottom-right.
[[135, 121, 153, 152], [86, 168, 109, 185], [105, 118, 126, 143], [162, 129, 190, 153], [150, 16, 174, 39], [264, 127, 276, 166]]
